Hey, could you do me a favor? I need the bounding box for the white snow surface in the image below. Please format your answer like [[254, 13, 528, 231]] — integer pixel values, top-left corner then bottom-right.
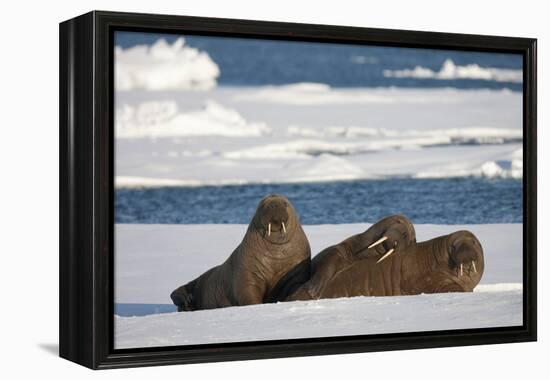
[[116, 100, 270, 138], [115, 86, 523, 186], [115, 223, 522, 348], [115, 290, 521, 348]]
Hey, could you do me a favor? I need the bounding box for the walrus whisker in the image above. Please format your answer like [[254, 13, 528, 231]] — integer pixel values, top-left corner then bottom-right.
[[376, 248, 395, 264], [472, 261, 477, 273], [282, 221, 287, 233], [268, 223, 271, 236], [368, 236, 388, 249], [460, 263, 463, 277]]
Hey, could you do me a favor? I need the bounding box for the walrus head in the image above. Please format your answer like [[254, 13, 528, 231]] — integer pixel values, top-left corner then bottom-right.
[[252, 194, 300, 245], [398, 230, 485, 294], [353, 215, 416, 263], [445, 230, 484, 282]]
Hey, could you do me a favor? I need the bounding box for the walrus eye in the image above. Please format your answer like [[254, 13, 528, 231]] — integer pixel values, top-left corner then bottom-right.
[[402, 232, 408, 239]]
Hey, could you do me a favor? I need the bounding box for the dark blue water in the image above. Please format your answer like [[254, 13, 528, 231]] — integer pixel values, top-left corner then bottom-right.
[[115, 303, 176, 316], [115, 32, 523, 91], [116, 178, 522, 225]]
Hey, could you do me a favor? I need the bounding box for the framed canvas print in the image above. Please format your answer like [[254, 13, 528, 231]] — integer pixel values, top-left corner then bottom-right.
[[59, 11, 537, 369]]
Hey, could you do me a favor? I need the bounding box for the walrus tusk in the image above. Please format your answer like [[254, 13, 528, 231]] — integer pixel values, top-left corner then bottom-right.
[[460, 263, 463, 277], [376, 248, 395, 264], [368, 236, 388, 249], [268, 223, 271, 236], [472, 261, 477, 273], [282, 221, 287, 233]]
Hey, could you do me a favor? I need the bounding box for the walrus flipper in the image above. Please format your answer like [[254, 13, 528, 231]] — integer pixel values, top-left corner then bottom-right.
[[170, 281, 196, 312]]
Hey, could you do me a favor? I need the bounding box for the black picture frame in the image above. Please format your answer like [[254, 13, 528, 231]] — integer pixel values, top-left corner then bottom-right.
[[59, 10, 537, 369]]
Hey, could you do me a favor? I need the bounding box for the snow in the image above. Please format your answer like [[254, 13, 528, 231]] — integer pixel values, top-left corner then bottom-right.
[[115, 290, 521, 348], [383, 59, 523, 83], [414, 147, 522, 179], [288, 125, 521, 141], [115, 86, 523, 187], [231, 82, 396, 105], [115, 38, 220, 91], [114, 223, 522, 348], [116, 100, 270, 138]]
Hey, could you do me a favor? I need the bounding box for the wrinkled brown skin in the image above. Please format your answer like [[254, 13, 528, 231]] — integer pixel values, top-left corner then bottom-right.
[[170, 194, 311, 311], [287, 215, 416, 301], [290, 230, 484, 300]]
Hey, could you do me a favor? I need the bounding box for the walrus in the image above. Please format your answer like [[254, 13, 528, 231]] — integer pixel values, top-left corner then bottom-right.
[[287, 215, 417, 301], [170, 194, 311, 311], [289, 229, 484, 300]]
